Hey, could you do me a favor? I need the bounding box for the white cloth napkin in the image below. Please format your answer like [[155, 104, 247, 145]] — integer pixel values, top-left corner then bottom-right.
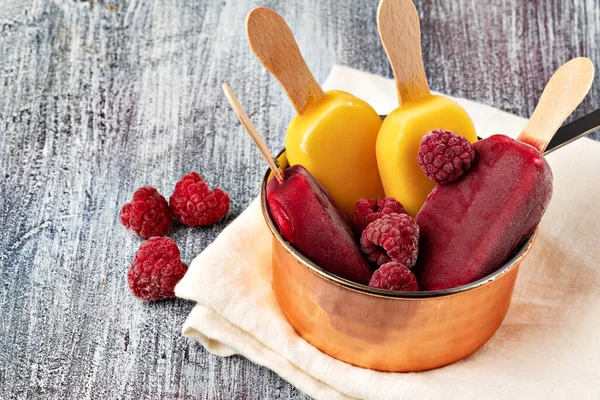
[[175, 66, 600, 400]]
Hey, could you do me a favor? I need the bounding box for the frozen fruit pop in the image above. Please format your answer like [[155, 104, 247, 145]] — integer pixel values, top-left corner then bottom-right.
[[246, 7, 385, 219], [376, 0, 477, 216], [415, 58, 594, 291], [415, 135, 553, 290], [222, 83, 373, 285], [267, 165, 373, 285]]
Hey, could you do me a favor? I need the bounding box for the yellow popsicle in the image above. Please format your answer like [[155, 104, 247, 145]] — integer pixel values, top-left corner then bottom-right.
[[376, 0, 477, 216], [246, 7, 384, 218]]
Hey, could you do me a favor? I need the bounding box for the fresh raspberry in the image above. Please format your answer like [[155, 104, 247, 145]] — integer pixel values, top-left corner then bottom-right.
[[119, 187, 172, 238], [369, 262, 419, 291], [170, 172, 230, 226], [417, 129, 475, 184], [360, 213, 419, 267], [353, 197, 406, 234], [127, 237, 188, 301]]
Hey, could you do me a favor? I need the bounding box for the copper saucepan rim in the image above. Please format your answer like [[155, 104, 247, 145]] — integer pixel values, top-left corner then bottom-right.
[[260, 149, 535, 299]]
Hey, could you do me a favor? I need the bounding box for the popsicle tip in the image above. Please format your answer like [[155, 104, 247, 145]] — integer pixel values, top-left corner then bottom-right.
[[247, 5, 275, 17], [245, 6, 280, 34], [563, 57, 595, 84], [518, 57, 595, 152], [377, 0, 418, 16], [245, 4, 324, 115], [376, 0, 430, 103], [569, 56, 594, 67]]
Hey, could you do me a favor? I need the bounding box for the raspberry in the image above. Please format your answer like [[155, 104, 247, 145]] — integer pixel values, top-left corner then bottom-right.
[[127, 237, 188, 301], [369, 262, 419, 291], [353, 197, 406, 233], [360, 213, 419, 267], [170, 172, 230, 226], [119, 187, 172, 238], [417, 129, 475, 184]]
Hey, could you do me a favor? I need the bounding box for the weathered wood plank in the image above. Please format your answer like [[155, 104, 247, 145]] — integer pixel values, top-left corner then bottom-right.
[[1, 0, 598, 398]]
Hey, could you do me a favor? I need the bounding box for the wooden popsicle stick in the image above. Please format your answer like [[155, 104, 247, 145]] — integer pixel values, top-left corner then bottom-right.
[[518, 57, 594, 153], [222, 83, 285, 183], [246, 7, 325, 115], [377, 0, 430, 104]]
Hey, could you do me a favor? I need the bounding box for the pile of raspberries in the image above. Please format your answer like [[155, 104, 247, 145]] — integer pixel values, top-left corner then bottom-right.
[[353, 129, 476, 291], [353, 197, 420, 291], [120, 172, 230, 301]]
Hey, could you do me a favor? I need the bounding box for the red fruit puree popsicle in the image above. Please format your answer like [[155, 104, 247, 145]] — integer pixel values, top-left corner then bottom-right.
[[414, 57, 594, 291], [415, 135, 552, 290], [222, 82, 372, 285], [267, 165, 373, 285]]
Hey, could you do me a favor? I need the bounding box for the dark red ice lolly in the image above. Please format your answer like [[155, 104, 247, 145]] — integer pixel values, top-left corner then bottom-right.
[[267, 165, 373, 285], [414, 135, 553, 291]]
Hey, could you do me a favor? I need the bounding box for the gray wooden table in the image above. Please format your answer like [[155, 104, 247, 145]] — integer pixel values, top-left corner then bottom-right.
[[1, 0, 599, 398]]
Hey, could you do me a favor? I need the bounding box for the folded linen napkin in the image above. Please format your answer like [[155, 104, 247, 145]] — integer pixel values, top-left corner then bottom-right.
[[175, 65, 600, 400]]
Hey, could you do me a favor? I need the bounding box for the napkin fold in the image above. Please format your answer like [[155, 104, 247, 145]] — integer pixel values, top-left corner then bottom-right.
[[175, 66, 600, 400]]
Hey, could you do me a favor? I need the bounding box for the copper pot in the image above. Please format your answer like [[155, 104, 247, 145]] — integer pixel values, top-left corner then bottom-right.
[[260, 152, 536, 372]]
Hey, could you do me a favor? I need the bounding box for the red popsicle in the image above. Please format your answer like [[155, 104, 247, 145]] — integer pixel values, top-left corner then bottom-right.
[[414, 58, 594, 291], [415, 135, 552, 290], [267, 165, 373, 284], [222, 83, 372, 285]]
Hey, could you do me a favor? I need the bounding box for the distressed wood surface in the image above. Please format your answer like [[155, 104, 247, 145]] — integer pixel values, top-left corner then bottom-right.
[[0, 0, 599, 398]]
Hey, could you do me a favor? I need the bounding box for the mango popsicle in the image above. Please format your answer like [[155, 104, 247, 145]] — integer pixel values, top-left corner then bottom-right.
[[376, 0, 477, 216], [222, 83, 373, 285], [414, 58, 594, 291], [246, 7, 385, 218]]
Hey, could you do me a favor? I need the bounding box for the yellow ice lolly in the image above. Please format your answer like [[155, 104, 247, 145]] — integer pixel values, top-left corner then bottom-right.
[[246, 7, 385, 218], [376, 0, 477, 216]]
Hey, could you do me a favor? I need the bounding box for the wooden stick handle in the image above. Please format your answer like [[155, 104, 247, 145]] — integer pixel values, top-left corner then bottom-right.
[[246, 7, 325, 115], [377, 0, 430, 104], [518, 57, 594, 153], [222, 83, 285, 183]]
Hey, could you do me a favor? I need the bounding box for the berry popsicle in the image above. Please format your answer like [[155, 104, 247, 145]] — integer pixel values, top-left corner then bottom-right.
[[415, 58, 595, 291], [222, 83, 373, 285], [376, 0, 477, 216], [267, 165, 373, 285], [246, 7, 384, 219]]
